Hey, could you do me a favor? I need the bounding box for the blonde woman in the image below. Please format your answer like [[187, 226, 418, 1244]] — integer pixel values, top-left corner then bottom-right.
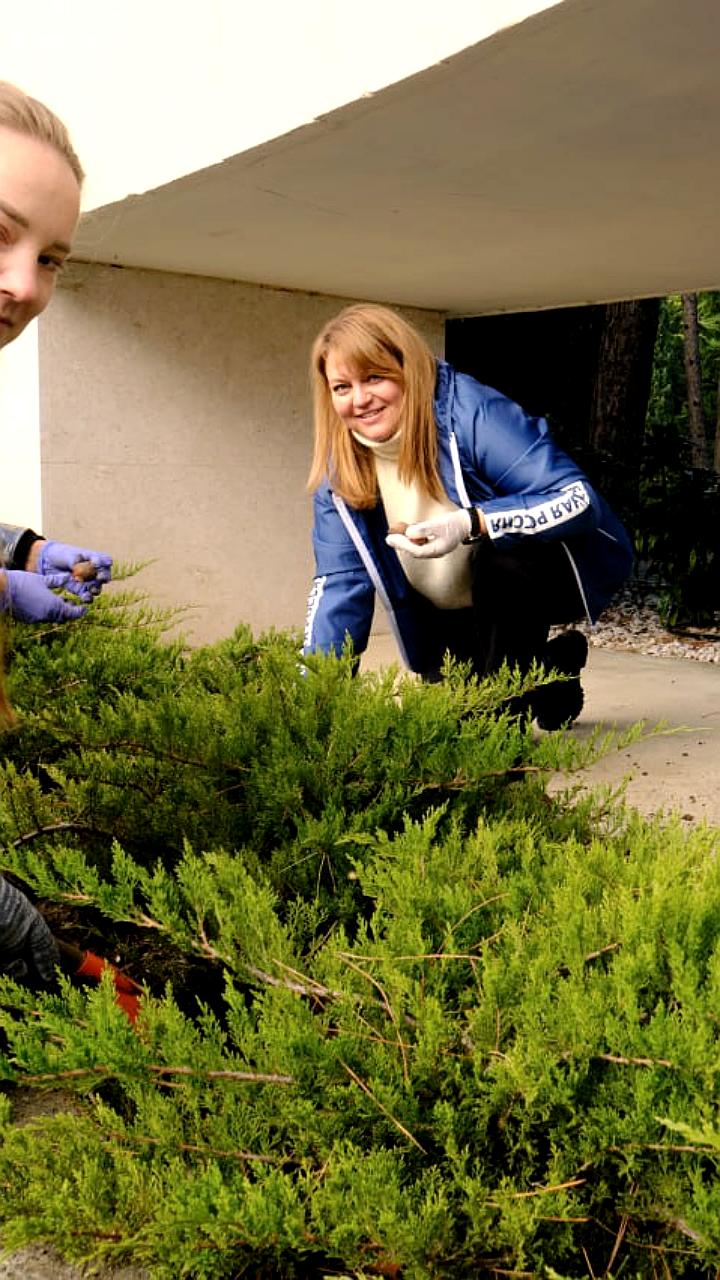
[[0, 83, 113, 991], [0, 80, 112, 627], [305, 303, 633, 727]]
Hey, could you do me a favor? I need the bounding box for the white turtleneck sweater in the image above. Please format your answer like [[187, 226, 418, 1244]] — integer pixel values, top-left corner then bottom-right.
[[353, 430, 473, 610]]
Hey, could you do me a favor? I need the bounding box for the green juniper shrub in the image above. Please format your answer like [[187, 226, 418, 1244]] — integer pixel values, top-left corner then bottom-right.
[[0, 590, 717, 1277]]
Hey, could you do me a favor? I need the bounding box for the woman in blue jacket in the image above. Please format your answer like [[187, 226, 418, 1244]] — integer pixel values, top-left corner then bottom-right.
[[304, 303, 633, 728]]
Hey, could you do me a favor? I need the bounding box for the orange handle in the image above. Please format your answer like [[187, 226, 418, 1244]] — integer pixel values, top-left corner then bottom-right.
[[74, 948, 142, 1023]]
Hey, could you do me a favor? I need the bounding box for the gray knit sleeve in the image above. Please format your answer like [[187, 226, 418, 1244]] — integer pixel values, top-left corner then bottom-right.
[[0, 875, 60, 985], [0, 524, 41, 571]]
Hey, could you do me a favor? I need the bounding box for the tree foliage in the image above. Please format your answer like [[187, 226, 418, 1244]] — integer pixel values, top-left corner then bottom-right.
[[0, 597, 718, 1277], [647, 293, 720, 452], [448, 293, 720, 627], [637, 292, 720, 626]]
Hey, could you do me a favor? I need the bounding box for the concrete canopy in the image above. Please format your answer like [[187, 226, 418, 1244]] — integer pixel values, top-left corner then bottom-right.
[[72, 0, 720, 315]]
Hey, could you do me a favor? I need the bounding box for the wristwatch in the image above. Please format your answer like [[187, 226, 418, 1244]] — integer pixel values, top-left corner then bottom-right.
[[462, 506, 484, 544]]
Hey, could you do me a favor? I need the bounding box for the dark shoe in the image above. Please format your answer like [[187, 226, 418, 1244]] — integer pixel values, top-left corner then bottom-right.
[[534, 676, 585, 729], [544, 629, 588, 677], [533, 630, 588, 730]]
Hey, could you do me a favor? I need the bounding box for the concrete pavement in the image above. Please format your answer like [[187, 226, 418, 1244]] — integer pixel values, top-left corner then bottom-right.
[[563, 648, 719, 826], [363, 636, 720, 827]]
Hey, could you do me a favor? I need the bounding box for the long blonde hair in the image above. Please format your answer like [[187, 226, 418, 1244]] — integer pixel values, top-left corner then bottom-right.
[[0, 81, 84, 185], [308, 304, 442, 509]]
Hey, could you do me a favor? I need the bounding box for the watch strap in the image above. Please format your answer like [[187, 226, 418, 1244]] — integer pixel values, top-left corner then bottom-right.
[[462, 506, 483, 544]]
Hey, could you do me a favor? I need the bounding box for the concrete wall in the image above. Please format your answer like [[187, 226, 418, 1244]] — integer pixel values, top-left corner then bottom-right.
[[39, 265, 444, 645]]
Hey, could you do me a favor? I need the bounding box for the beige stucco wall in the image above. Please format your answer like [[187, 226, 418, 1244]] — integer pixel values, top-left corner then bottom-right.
[[39, 266, 444, 646]]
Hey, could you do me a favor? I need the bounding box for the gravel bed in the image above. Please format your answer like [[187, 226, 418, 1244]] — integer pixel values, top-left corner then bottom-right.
[[561, 586, 720, 664]]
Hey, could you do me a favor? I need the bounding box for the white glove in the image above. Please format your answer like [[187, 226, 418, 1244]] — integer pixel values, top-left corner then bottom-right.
[[386, 509, 472, 559]]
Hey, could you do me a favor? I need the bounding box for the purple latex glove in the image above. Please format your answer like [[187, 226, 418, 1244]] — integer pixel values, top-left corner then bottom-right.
[[37, 540, 113, 603], [3, 569, 86, 622]]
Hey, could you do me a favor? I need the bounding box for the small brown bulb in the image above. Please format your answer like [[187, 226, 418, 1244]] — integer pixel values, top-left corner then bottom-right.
[[388, 521, 429, 546], [72, 560, 97, 582]]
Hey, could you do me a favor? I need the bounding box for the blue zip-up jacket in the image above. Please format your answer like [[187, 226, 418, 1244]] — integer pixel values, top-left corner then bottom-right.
[[304, 361, 633, 672]]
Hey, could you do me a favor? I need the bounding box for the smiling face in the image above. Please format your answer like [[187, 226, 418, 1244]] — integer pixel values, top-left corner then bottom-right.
[[325, 352, 405, 443], [0, 126, 80, 349]]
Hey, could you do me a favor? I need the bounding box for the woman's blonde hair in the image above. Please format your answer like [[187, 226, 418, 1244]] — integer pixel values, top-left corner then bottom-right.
[[308, 303, 442, 509], [0, 81, 83, 185]]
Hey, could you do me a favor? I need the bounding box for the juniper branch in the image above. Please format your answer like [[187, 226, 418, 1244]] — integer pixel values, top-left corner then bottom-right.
[[338, 953, 410, 1083], [245, 961, 341, 1001], [339, 1059, 426, 1154], [18, 1064, 294, 1085], [486, 1177, 586, 1204], [10, 820, 110, 848], [597, 1053, 676, 1069], [106, 1130, 279, 1163]]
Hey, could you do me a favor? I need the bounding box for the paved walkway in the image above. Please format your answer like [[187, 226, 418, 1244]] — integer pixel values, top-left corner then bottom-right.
[[563, 648, 719, 826], [364, 636, 720, 827]]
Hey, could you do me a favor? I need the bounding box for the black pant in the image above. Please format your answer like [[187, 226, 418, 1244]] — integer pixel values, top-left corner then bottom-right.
[[416, 540, 584, 681]]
